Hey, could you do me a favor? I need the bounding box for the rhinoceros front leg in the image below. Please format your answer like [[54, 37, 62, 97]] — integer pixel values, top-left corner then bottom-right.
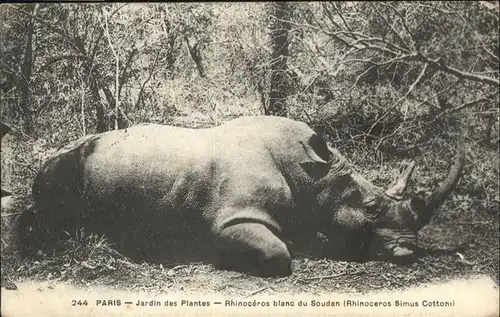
[[214, 222, 292, 277]]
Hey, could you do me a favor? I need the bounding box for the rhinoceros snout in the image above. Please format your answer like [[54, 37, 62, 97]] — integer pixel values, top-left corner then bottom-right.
[[390, 237, 422, 261], [371, 245, 416, 264], [392, 246, 414, 258], [391, 247, 420, 265], [367, 232, 420, 262]]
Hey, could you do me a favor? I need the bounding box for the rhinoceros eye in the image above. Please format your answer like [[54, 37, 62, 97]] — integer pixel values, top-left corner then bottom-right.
[[365, 206, 381, 218], [363, 197, 377, 208], [363, 198, 385, 219]]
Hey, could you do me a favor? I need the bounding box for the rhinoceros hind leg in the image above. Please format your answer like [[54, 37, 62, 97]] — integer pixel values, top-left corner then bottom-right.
[[214, 223, 291, 277]]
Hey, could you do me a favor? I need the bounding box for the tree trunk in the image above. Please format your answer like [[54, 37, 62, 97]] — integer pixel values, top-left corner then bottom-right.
[[89, 79, 106, 133], [265, 2, 293, 117], [18, 4, 39, 133], [185, 37, 205, 78], [80, 78, 86, 136]]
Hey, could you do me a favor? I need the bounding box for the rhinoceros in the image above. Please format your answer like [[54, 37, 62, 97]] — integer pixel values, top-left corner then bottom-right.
[[22, 115, 464, 276]]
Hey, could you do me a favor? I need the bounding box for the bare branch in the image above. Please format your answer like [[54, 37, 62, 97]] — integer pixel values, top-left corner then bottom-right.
[[344, 64, 377, 94], [416, 3, 467, 15], [288, 8, 499, 88], [478, 1, 499, 11], [300, 38, 330, 69], [376, 90, 499, 148], [402, 62, 429, 118], [370, 3, 412, 52], [37, 54, 81, 73], [266, 17, 410, 56], [413, 79, 462, 110], [330, 3, 353, 32], [6, 4, 81, 54], [379, 2, 415, 48], [478, 37, 499, 63], [447, 91, 499, 115], [7, 3, 126, 56], [80, 78, 86, 136], [366, 62, 429, 138], [103, 11, 118, 59], [341, 52, 419, 67], [134, 48, 162, 110], [119, 15, 156, 48], [416, 53, 499, 87], [118, 48, 138, 96], [103, 8, 120, 130], [340, 44, 498, 87]]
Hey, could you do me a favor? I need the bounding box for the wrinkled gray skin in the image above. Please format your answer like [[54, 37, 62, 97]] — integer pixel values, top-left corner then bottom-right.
[[24, 116, 464, 277]]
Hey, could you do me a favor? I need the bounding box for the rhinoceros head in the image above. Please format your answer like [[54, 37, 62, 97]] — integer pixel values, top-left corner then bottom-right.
[[312, 143, 465, 262]]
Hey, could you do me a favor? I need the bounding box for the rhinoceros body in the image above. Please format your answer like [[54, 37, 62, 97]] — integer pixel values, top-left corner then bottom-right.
[[24, 116, 464, 276]]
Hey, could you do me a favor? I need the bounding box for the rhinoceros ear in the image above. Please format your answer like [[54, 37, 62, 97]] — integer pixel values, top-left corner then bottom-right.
[[299, 134, 332, 179], [299, 134, 332, 165]]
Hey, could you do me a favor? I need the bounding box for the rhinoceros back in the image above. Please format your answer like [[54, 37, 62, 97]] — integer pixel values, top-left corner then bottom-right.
[[81, 124, 214, 209], [32, 133, 100, 204]]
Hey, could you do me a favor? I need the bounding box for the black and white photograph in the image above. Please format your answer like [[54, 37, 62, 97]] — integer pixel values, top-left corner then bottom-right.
[[1, 2, 499, 316]]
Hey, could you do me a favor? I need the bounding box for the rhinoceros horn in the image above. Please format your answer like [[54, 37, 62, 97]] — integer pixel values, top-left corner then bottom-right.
[[411, 146, 466, 230], [385, 160, 417, 199]]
